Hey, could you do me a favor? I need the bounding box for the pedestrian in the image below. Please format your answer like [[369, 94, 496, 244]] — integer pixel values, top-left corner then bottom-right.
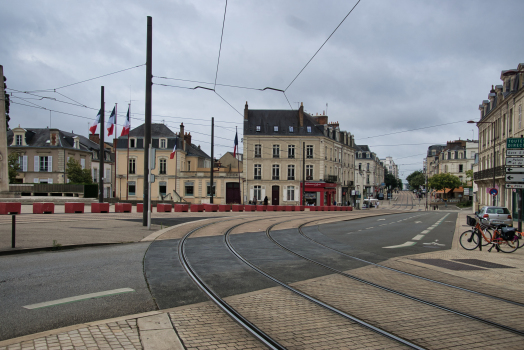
[[334, 200, 337, 206], [376, 201, 379, 209], [263, 196, 268, 205], [253, 196, 257, 205]]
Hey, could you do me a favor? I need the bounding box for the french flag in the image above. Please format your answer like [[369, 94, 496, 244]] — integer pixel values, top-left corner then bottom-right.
[[170, 137, 178, 159], [106, 106, 116, 136], [89, 109, 101, 135], [121, 106, 131, 136], [233, 130, 238, 157]]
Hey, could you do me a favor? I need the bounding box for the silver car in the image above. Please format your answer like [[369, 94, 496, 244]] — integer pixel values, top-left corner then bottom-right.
[[477, 206, 513, 227]]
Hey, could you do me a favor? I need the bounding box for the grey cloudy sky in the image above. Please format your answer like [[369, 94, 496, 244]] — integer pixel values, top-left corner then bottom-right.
[[2, 0, 524, 183]]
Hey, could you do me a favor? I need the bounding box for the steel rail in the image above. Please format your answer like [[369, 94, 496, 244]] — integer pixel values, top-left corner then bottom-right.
[[224, 223, 426, 350]]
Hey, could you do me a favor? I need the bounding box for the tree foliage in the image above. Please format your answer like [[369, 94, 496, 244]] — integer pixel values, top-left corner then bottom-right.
[[66, 158, 93, 184], [428, 173, 462, 198], [384, 172, 397, 190], [397, 179, 404, 190], [406, 170, 425, 190], [8, 152, 20, 183]]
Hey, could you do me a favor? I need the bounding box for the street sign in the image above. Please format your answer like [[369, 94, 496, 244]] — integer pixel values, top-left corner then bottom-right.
[[506, 174, 524, 182], [507, 138, 524, 149], [506, 166, 524, 173], [506, 150, 524, 156], [506, 183, 524, 189], [506, 157, 524, 166], [489, 188, 498, 196]]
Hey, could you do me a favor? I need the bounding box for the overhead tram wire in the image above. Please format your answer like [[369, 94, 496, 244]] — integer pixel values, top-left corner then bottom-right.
[[284, 0, 362, 92], [360, 120, 471, 139], [214, 0, 228, 91]]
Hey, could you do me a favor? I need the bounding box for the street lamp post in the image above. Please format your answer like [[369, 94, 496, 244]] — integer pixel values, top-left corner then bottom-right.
[[468, 120, 496, 206]]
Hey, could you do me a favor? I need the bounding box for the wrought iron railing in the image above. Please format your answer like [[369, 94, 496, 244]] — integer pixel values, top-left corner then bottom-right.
[[473, 166, 505, 180]]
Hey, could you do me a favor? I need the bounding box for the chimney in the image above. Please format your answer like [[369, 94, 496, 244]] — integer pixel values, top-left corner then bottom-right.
[[244, 101, 249, 121], [298, 102, 304, 127], [179, 123, 185, 139], [184, 132, 192, 145], [89, 133, 100, 144], [49, 129, 60, 146]]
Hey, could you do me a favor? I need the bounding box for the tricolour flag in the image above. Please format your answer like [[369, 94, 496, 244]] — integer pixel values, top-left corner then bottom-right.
[[233, 130, 238, 157], [121, 106, 131, 136], [89, 109, 101, 135], [106, 106, 116, 136], [169, 137, 178, 159]]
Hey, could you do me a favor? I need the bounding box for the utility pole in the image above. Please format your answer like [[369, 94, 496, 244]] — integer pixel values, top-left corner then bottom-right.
[[99, 86, 104, 203], [143, 16, 152, 226], [210, 117, 214, 204], [302, 142, 306, 205]]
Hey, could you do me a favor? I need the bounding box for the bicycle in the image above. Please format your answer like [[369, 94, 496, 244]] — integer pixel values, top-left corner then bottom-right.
[[460, 215, 520, 253]]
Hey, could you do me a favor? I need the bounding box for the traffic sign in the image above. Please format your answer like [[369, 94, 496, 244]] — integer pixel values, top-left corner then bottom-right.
[[506, 158, 524, 166], [489, 188, 498, 196], [506, 166, 524, 173], [506, 183, 524, 189], [506, 150, 524, 156], [506, 174, 524, 182], [507, 138, 524, 149]]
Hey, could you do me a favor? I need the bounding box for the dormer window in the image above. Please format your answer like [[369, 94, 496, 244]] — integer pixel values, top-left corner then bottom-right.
[[289, 126, 294, 133], [129, 138, 136, 148], [307, 126, 311, 133], [274, 126, 278, 132], [16, 135, 22, 145], [74, 140, 79, 149], [160, 138, 167, 148], [256, 126, 261, 132]]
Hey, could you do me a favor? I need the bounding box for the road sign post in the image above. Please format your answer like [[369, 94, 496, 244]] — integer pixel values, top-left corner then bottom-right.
[[506, 138, 524, 230]]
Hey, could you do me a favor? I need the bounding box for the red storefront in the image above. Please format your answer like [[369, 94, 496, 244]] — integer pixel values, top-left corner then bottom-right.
[[300, 182, 337, 206]]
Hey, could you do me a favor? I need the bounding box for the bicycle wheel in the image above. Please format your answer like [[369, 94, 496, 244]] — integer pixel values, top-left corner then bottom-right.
[[460, 230, 479, 250], [497, 237, 520, 253], [480, 228, 492, 246]]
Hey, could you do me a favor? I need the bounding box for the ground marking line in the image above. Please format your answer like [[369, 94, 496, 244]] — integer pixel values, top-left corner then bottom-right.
[[23, 288, 135, 309], [383, 241, 416, 249]]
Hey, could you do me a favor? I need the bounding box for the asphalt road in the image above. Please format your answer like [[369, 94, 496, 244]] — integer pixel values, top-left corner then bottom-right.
[[0, 242, 156, 341]]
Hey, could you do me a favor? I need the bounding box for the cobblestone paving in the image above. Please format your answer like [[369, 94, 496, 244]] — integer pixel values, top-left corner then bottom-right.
[[292, 273, 524, 349], [0, 320, 141, 350]]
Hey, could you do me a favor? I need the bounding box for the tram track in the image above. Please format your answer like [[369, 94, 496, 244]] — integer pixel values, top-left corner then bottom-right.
[[175, 211, 524, 349]]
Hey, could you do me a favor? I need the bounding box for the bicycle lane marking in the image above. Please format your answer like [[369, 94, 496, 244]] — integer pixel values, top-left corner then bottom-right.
[[383, 214, 450, 249]]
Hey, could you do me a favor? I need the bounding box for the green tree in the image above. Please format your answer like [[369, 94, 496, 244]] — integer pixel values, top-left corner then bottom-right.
[[8, 152, 20, 183], [406, 170, 425, 190], [428, 173, 462, 199], [385, 172, 397, 190], [397, 179, 403, 190], [465, 169, 474, 186], [66, 158, 93, 184]]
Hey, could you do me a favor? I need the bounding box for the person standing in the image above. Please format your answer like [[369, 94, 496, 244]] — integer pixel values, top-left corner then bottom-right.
[[263, 196, 268, 206]]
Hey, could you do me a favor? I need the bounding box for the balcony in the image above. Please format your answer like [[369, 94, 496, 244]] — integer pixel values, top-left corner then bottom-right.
[[473, 166, 505, 180], [325, 175, 338, 183]]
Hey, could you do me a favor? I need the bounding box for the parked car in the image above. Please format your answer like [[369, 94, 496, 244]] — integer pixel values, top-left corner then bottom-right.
[[477, 206, 513, 227], [377, 193, 384, 200]]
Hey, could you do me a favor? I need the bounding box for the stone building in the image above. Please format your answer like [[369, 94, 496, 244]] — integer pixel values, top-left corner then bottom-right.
[[243, 102, 356, 206], [355, 145, 385, 201]]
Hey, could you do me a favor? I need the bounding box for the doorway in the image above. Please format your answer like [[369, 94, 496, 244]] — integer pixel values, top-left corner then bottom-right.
[[226, 182, 241, 204], [272, 186, 279, 205]]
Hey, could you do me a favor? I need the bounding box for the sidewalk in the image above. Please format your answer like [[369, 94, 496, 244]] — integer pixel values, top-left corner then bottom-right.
[[1, 208, 522, 349]]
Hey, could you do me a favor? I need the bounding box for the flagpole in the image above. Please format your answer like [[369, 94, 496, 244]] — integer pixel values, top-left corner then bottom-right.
[[236, 126, 241, 204], [114, 103, 117, 199], [126, 103, 130, 201]]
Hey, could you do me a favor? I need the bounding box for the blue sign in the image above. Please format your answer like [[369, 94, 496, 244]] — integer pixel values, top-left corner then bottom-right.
[[489, 188, 498, 196]]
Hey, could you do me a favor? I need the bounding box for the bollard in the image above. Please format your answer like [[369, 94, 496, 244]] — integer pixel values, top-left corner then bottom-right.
[[12, 214, 16, 248], [478, 228, 482, 252]]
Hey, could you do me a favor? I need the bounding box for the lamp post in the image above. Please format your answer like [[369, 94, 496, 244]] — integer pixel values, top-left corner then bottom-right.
[[468, 120, 496, 206]]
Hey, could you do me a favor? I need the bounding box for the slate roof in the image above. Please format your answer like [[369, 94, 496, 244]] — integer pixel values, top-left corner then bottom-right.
[[244, 110, 325, 136], [7, 128, 93, 152], [128, 123, 176, 138], [186, 143, 210, 159]]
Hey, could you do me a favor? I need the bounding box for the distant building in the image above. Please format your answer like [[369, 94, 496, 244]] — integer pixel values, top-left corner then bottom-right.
[[243, 102, 356, 206], [426, 144, 446, 177], [381, 156, 399, 179], [355, 145, 385, 201]]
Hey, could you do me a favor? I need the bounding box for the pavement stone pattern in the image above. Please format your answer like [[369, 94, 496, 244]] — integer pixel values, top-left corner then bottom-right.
[[0, 320, 141, 350]]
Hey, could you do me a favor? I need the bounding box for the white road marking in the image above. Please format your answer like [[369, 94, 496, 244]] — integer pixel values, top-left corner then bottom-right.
[[412, 235, 425, 241], [377, 219, 386, 221], [414, 221, 422, 223], [383, 241, 416, 249], [421, 230, 430, 234], [23, 288, 135, 309]]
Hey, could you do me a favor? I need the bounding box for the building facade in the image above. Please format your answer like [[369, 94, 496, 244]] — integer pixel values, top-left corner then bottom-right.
[[437, 140, 478, 183], [243, 103, 356, 206], [474, 63, 524, 214], [355, 145, 385, 202], [381, 156, 399, 179]]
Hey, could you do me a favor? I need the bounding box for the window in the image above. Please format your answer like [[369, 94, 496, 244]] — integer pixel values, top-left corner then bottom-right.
[[289, 126, 294, 133], [130, 138, 136, 148], [274, 126, 278, 132], [160, 139, 167, 148], [459, 164, 463, 172], [256, 125, 261, 132], [306, 145, 313, 159], [366, 152, 370, 158], [185, 182, 194, 196], [287, 165, 295, 180], [520, 105, 522, 130], [255, 144, 261, 158], [128, 181, 136, 196], [509, 108, 513, 132], [272, 164, 280, 180], [254, 185, 261, 201], [358, 163, 362, 171], [16, 135, 22, 145], [105, 169, 111, 181], [93, 168, 98, 182], [254, 164, 262, 180], [366, 175, 370, 185], [159, 159, 167, 174], [273, 145, 280, 158], [287, 186, 295, 201], [366, 163, 370, 171], [187, 161, 191, 171], [129, 159, 136, 174], [207, 182, 216, 197], [288, 145, 295, 158], [159, 181, 167, 197], [307, 126, 312, 133], [40, 156, 49, 172], [306, 165, 313, 180], [471, 151, 476, 159]]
